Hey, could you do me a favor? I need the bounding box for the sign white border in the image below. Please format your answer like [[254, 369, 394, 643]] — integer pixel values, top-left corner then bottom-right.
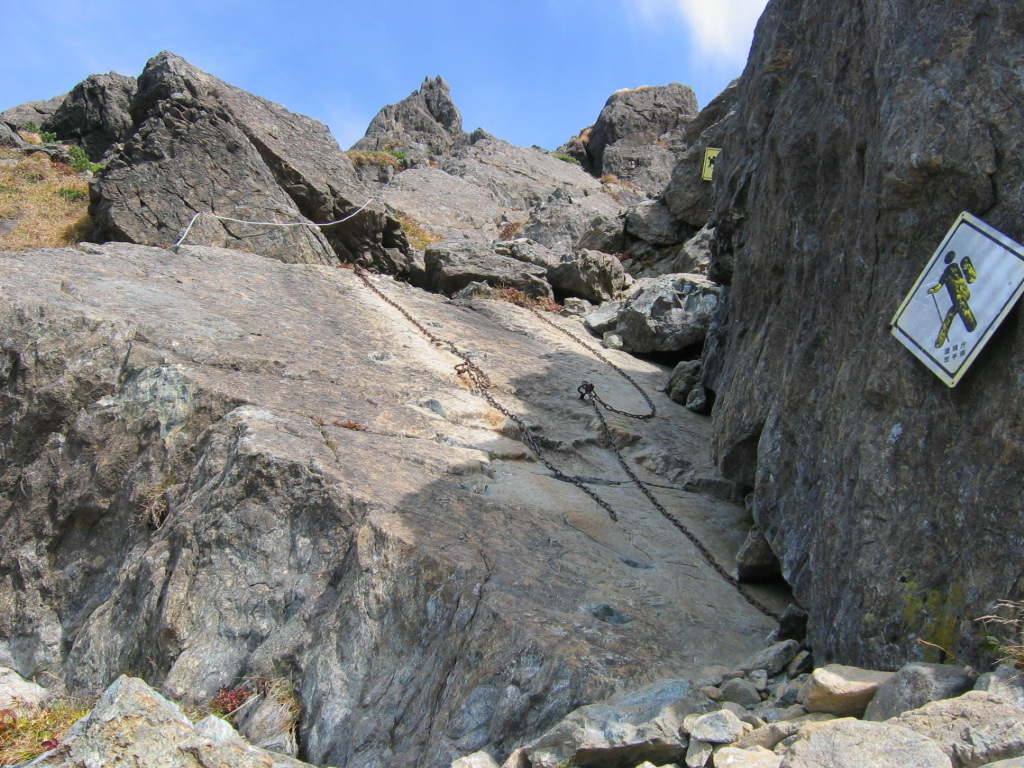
[[891, 212, 1024, 387]]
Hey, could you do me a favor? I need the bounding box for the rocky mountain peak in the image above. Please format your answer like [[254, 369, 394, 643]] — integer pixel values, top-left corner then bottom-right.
[[353, 73, 467, 157]]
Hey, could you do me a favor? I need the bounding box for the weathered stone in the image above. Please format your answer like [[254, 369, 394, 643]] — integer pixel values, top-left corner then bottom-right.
[[735, 721, 803, 751], [547, 249, 628, 303], [785, 652, 813, 679], [353, 75, 466, 159], [451, 750, 501, 768], [663, 81, 739, 230], [29, 675, 314, 768], [522, 186, 627, 254], [733, 641, 801, 678], [613, 274, 723, 354], [891, 690, 1024, 768], [626, 201, 682, 246], [668, 360, 702, 404], [980, 759, 1024, 768], [685, 737, 713, 768], [0, 121, 27, 148], [721, 678, 763, 709], [703, 0, 1024, 668], [1, 94, 67, 130], [735, 527, 782, 583], [689, 708, 747, 743], [574, 83, 699, 195], [92, 52, 407, 272], [715, 745, 783, 768], [864, 662, 977, 721], [798, 665, 894, 717], [778, 719, 952, 768], [0, 243, 776, 768], [584, 301, 623, 337], [420, 239, 553, 297], [42, 72, 137, 160], [974, 664, 1024, 712], [0, 666, 49, 708], [521, 679, 710, 768]]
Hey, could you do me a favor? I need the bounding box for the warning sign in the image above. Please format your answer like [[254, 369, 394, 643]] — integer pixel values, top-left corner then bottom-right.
[[891, 212, 1024, 387], [701, 147, 721, 181]]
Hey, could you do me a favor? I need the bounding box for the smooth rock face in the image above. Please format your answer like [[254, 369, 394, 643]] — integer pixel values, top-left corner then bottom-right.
[[797, 665, 893, 717], [702, 0, 1024, 668], [42, 72, 137, 160], [863, 662, 976, 721], [891, 690, 1024, 768], [778, 719, 952, 768], [91, 52, 408, 271], [0, 243, 778, 768]]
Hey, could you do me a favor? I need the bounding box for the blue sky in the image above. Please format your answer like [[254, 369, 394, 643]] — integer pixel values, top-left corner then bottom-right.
[[1, 0, 768, 152]]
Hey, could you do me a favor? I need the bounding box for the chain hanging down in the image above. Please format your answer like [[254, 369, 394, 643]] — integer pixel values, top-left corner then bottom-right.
[[353, 267, 778, 620]]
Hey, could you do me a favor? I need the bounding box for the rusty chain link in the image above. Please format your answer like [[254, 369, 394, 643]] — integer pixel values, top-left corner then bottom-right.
[[354, 268, 779, 620]]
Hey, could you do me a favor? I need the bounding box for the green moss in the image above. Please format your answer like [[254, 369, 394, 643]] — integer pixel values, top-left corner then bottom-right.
[[899, 574, 964, 661]]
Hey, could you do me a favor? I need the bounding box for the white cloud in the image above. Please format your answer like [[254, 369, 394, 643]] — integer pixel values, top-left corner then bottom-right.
[[627, 0, 769, 65]]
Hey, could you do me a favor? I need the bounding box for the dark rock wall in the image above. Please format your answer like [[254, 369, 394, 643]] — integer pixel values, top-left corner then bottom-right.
[[706, 0, 1024, 668]]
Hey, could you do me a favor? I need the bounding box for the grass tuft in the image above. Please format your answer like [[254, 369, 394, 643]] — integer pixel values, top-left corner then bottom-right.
[[0, 697, 93, 765], [0, 148, 92, 251], [396, 212, 442, 251], [978, 600, 1024, 669]]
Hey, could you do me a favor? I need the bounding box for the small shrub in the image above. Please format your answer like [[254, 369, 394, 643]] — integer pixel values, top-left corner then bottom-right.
[[211, 685, 253, 716], [978, 600, 1024, 669], [552, 153, 581, 165], [66, 145, 102, 175], [498, 220, 525, 240], [396, 212, 442, 251], [346, 150, 403, 171], [56, 188, 87, 202], [492, 286, 563, 313]]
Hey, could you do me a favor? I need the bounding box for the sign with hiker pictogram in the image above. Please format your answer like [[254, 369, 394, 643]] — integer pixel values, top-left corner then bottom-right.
[[891, 212, 1024, 387], [701, 147, 721, 181]]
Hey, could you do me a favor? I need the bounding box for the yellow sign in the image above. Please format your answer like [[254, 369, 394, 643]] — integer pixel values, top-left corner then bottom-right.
[[701, 147, 721, 181]]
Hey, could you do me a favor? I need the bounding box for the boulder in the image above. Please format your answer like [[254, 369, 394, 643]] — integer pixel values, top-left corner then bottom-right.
[[92, 51, 408, 272], [41, 72, 137, 161], [626, 200, 681, 247], [547, 249, 628, 303], [891, 690, 1024, 768], [797, 665, 894, 717], [1, 94, 67, 130], [0, 121, 27, 148], [735, 527, 782, 583], [612, 274, 724, 354], [451, 751, 501, 768], [864, 662, 977, 721], [715, 745, 783, 768], [0, 666, 49, 708], [702, 0, 1024, 667], [778, 719, 952, 768], [733, 641, 801, 678], [420, 238, 553, 297], [667, 360, 702, 404], [28, 675, 313, 768], [519, 679, 710, 768], [689, 708, 748, 743], [522, 186, 627, 254], [974, 664, 1024, 711], [572, 83, 699, 195], [721, 678, 763, 709]]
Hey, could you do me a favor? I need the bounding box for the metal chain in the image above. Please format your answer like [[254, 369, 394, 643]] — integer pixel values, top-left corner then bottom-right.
[[580, 391, 780, 620], [353, 268, 779, 620]]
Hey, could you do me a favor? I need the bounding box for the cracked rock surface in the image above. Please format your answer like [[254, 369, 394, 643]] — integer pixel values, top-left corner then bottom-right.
[[0, 242, 783, 768]]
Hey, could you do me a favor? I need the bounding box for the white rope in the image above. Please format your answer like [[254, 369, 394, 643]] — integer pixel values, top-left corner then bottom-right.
[[174, 199, 375, 246]]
